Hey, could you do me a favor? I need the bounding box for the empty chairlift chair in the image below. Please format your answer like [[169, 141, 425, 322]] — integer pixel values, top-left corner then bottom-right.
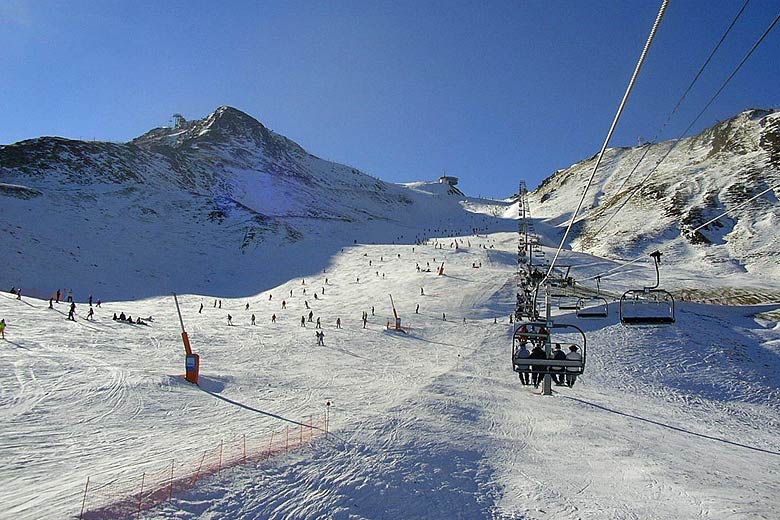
[[620, 289, 675, 324], [511, 321, 587, 377], [619, 250, 676, 325], [576, 296, 609, 319]]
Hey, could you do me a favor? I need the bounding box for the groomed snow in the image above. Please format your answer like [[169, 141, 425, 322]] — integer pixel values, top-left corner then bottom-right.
[[1, 228, 779, 520]]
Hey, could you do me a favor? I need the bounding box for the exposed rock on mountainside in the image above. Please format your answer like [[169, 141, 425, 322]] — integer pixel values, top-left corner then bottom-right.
[[0, 107, 487, 299], [528, 109, 780, 278]]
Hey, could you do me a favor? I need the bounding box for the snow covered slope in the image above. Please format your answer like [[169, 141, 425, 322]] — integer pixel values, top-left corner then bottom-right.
[[1, 232, 778, 520], [526, 109, 780, 290], [0, 107, 513, 300]]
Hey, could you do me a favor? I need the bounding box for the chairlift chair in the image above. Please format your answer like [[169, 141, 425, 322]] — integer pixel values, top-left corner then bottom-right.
[[576, 297, 609, 319], [620, 289, 675, 324], [511, 322, 586, 376], [558, 297, 581, 311], [619, 250, 676, 325]]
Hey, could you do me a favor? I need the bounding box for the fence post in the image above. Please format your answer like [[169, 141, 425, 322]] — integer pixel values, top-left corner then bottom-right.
[[243, 434, 247, 464], [169, 459, 175, 501], [79, 476, 90, 520], [299, 422, 303, 446], [285, 425, 289, 453], [218, 439, 223, 474], [194, 450, 207, 485], [137, 472, 146, 516]]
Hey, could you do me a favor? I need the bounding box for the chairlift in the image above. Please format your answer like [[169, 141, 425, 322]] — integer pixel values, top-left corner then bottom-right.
[[558, 297, 581, 311], [619, 250, 675, 325], [511, 321, 586, 376], [576, 297, 609, 319]]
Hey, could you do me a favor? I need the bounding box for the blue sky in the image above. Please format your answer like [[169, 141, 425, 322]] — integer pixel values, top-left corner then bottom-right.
[[1, 1, 778, 196]]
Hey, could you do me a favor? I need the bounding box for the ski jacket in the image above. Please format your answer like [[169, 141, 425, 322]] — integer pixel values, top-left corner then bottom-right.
[[565, 351, 582, 372]]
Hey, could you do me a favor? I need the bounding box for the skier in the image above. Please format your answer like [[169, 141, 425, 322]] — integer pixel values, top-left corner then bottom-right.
[[87, 307, 94, 321], [321, 287, 325, 295], [199, 303, 203, 314], [49, 298, 53, 309], [420, 287, 424, 296], [272, 314, 277, 323], [245, 303, 250, 311], [227, 314, 233, 326], [214, 300, 217, 308], [56, 289, 61, 303], [305, 301, 310, 309], [16, 289, 21, 300], [0, 318, 5, 339], [314, 293, 318, 300], [282, 300, 287, 309], [529, 345, 547, 388], [88, 295, 93, 307], [219, 300, 222, 309], [415, 304, 419, 314], [551, 344, 567, 386], [566, 345, 582, 387], [371, 306, 374, 316], [316, 317, 321, 329], [442, 313, 446, 321], [68, 302, 76, 321], [362, 315, 367, 329], [336, 317, 341, 328], [67, 289, 73, 302], [515, 343, 531, 385], [96, 299, 101, 308], [300, 316, 306, 327], [251, 314, 256, 326], [269, 294, 273, 300], [308, 310, 314, 322]]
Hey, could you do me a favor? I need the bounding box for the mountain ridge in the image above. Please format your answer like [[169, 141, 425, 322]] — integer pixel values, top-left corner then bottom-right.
[[526, 108, 780, 282]]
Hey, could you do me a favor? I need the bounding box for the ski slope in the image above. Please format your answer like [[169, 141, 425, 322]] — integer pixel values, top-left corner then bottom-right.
[[1, 230, 779, 520]]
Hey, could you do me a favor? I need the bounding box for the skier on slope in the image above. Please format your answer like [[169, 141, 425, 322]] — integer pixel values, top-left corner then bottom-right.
[[0, 318, 5, 339], [227, 314, 233, 326]]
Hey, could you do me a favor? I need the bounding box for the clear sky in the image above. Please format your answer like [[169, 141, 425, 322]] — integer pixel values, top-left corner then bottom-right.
[[1, 1, 778, 197]]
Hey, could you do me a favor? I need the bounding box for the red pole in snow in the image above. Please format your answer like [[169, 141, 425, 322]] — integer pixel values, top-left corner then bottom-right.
[[79, 476, 90, 519], [137, 472, 146, 515], [168, 460, 175, 501]]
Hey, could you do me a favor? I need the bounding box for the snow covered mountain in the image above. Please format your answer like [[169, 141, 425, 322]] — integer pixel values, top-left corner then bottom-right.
[[0, 106, 511, 300], [527, 109, 780, 288]]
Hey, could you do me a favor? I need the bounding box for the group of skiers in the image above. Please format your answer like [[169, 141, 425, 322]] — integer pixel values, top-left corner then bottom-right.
[[514, 342, 582, 388]]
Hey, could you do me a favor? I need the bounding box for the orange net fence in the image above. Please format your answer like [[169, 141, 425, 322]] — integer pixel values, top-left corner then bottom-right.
[[79, 416, 326, 519]]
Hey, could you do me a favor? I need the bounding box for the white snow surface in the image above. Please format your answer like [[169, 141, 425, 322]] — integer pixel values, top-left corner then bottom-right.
[[2, 226, 779, 520]]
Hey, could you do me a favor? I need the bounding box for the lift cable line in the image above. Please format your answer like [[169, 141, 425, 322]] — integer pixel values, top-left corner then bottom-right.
[[587, 0, 752, 214], [583, 253, 652, 282], [544, 0, 669, 282], [690, 181, 780, 234], [589, 9, 780, 239]]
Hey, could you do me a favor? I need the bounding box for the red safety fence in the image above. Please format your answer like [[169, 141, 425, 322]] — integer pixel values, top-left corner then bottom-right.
[[79, 416, 326, 519]]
